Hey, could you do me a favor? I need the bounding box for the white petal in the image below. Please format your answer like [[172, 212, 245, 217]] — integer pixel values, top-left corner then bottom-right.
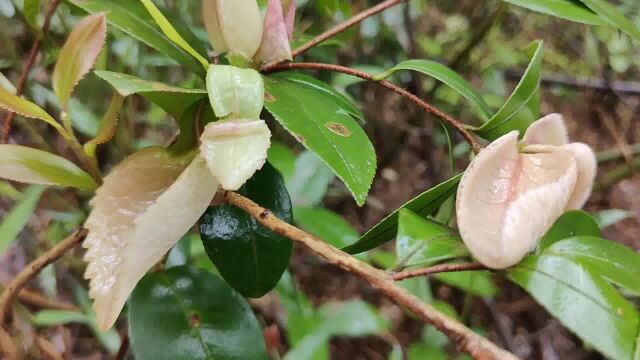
[[563, 142, 597, 210], [202, 0, 228, 54], [456, 132, 577, 269], [84, 149, 217, 330], [522, 113, 569, 146], [217, 0, 263, 60], [199, 120, 271, 190]]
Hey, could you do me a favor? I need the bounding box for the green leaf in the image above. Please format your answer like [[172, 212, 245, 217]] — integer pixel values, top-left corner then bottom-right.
[[129, 266, 268, 360], [374, 60, 492, 121], [286, 150, 335, 207], [395, 209, 469, 269], [579, 0, 640, 42], [199, 163, 293, 298], [435, 270, 497, 297], [293, 207, 359, 249], [0, 181, 21, 200], [594, 209, 633, 229], [84, 92, 124, 157], [264, 74, 377, 206], [32, 310, 87, 326], [0, 85, 64, 134], [95, 70, 207, 119], [545, 236, 640, 296], [206, 65, 264, 119], [501, 0, 606, 25], [138, 0, 209, 68], [539, 210, 601, 249], [52, 13, 106, 109], [23, 0, 40, 29], [344, 175, 462, 254], [0, 185, 45, 253], [68, 0, 207, 77], [473, 41, 544, 140], [267, 141, 295, 180], [510, 254, 639, 360], [276, 72, 365, 122], [0, 145, 97, 190]]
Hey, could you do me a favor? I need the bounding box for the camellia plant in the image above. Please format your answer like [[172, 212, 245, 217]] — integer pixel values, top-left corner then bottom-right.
[[0, 0, 639, 359]]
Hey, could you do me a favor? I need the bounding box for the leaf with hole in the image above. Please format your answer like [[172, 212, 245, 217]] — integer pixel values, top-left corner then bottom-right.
[[395, 209, 469, 269], [199, 163, 292, 298], [0, 145, 96, 189], [473, 41, 544, 140], [129, 266, 268, 360], [264, 74, 376, 206], [501, 0, 606, 25], [344, 174, 462, 254]]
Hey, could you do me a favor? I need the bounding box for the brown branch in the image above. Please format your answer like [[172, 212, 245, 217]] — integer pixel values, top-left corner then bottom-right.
[[392, 262, 487, 281], [114, 330, 130, 360], [0, 327, 17, 359], [222, 191, 517, 359], [0, 229, 87, 325], [263, 62, 481, 153], [1, 0, 61, 143], [17, 289, 78, 312], [261, 0, 408, 71]]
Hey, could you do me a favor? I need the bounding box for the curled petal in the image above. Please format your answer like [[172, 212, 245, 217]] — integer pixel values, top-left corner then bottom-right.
[[200, 120, 271, 190], [522, 113, 569, 146], [456, 132, 577, 269], [563, 142, 597, 210], [84, 149, 217, 330], [283, 0, 296, 40], [217, 0, 263, 60], [254, 0, 292, 64], [202, 0, 228, 54]]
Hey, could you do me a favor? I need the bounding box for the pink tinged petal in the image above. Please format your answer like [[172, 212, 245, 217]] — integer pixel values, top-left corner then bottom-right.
[[456, 131, 578, 269], [200, 120, 271, 190], [217, 0, 263, 60], [283, 0, 296, 40], [84, 149, 218, 330], [202, 0, 228, 54], [562, 142, 597, 210], [522, 113, 569, 146], [254, 0, 292, 64]]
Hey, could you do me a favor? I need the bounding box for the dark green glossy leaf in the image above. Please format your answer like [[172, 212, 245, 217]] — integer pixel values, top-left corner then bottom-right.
[[435, 271, 497, 297], [199, 163, 292, 298], [510, 255, 639, 360], [286, 150, 335, 207], [129, 266, 268, 360], [545, 236, 640, 295], [473, 41, 544, 140], [264, 74, 376, 206], [579, 0, 640, 42], [0, 185, 45, 253], [539, 210, 601, 249], [395, 209, 469, 269], [95, 70, 207, 119], [502, 0, 606, 25], [374, 60, 492, 121], [68, 0, 207, 76], [293, 207, 359, 249], [344, 174, 462, 254], [275, 72, 365, 122]]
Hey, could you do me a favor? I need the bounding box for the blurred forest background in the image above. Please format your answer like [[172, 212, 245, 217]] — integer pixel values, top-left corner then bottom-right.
[[0, 0, 639, 358]]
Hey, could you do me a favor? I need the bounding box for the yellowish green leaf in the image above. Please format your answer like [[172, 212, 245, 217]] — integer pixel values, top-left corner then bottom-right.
[[84, 93, 124, 157]]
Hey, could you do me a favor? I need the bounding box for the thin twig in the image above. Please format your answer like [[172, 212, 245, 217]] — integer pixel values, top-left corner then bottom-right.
[[17, 289, 78, 312], [392, 262, 487, 281], [222, 191, 516, 359], [0, 229, 87, 325], [261, 0, 409, 71], [0, 327, 17, 359], [1, 0, 61, 143], [263, 62, 481, 153]]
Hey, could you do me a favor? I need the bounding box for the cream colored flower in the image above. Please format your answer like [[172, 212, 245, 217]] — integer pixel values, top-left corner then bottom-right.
[[456, 114, 597, 269]]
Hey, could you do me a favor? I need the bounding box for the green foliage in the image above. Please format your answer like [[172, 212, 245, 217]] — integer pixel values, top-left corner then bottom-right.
[[199, 163, 292, 298], [293, 207, 359, 248], [539, 210, 601, 249], [266, 141, 296, 180], [345, 175, 461, 254], [83, 93, 124, 157], [0, 85, 64, 134], [502, 0, 606, 25], [264, 74, 376, 206], [435, 271, 497, 298], [285, 150, 335, 207], [395, 209, 469, 269], [579, 0, 640, 42], [0, 185, 45, 253], [129, 266, 268, 360]]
